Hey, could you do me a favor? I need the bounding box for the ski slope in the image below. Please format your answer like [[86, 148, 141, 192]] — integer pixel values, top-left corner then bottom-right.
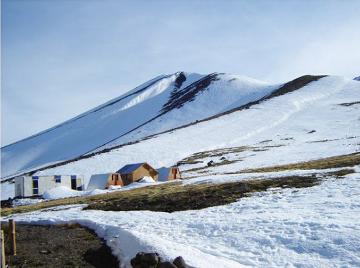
[[1, 72, 275, 179]]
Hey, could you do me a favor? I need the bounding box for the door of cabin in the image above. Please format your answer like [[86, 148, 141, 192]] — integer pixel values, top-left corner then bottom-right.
[[71, 175, 77, 190]]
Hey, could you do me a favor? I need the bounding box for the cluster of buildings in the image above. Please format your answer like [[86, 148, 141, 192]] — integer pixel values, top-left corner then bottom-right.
[[15, 162, 181, 198]]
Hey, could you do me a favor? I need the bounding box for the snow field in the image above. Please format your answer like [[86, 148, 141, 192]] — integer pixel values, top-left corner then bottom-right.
[[33, 76, 360, 184], [4, 171, 360, 267]]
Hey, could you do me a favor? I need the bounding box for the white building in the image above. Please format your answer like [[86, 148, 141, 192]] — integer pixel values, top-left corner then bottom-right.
[[87, 173, 122, 191], [15, 175, 84, 197]]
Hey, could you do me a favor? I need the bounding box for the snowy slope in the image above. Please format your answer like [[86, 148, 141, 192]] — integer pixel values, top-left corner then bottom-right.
[[1, 72, 276, 179], [1, 74, 359, 267], [5, 170, 360, 267], [25, 76, 360, 185]]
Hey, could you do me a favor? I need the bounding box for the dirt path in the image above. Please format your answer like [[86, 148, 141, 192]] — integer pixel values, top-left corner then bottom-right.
[[1, 223, 119, 267]]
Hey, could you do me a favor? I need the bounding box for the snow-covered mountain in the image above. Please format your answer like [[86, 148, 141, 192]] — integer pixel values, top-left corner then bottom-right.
[[1, 72, 360, 267], [1, 72, 359, 184], [1, 72, 277, 179]]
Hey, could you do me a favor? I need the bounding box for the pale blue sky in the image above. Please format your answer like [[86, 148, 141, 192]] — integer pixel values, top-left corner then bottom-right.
[[2, 0, 360, 145]]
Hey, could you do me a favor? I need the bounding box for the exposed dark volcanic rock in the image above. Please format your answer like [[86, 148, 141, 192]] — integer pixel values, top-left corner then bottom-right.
[[161, 73, 219, 113], [174, 72, 187, 88]]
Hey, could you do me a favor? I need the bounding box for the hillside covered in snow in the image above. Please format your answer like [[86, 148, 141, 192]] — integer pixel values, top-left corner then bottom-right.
[[1, 72, 279, 179], [1, 73, 360, 185], [1, 72, 360, 267]]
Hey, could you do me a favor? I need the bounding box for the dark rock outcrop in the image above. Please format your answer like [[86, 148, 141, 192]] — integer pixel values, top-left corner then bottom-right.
[[131, 252, 160, 268], [130, 253, 189, 268], [173, 256, 189, 268]]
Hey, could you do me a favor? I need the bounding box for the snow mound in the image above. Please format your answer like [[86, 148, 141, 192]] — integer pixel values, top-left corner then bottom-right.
[[12, 198, 44, 207], [108, 185, 122, 190], [138, 176, 156, 183], [43, 186, 83, 200], [84, 189, 108, 196]]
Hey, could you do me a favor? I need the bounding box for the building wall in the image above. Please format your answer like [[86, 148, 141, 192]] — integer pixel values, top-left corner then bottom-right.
[[120, 165, 158, 186], [106, 173, 123, 188], [17, 175, 84, 197], [168, 168, 181, 180], [15, 176, 24, 197], [174, 168, 181, 179], [120, 173, 133, 186], [132, 165, 158, 181]]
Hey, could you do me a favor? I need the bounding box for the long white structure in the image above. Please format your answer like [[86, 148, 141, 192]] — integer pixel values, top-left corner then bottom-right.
[[14, 175, 84, 197]]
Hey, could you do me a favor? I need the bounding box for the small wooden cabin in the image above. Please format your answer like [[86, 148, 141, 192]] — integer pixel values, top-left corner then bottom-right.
[[157, 167, 181, 182], [15, 175, 84, 198], [87, 173, 123, 190], [117, 163, 158, 185]]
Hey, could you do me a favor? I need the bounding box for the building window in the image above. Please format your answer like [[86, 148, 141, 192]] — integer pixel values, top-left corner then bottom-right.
[[32, 177, 38, 188], [32, 176, 39, 195], [71, 177, 77, 190], [55, 175, 61, 183]]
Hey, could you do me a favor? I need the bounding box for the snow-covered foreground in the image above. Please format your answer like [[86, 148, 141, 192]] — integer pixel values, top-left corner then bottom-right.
[[4, 171, 360, 268]]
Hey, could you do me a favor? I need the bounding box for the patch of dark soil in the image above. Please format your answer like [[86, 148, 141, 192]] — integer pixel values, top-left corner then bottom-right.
[[324, 168, 355, 178], [338, 101, 360, 107], [1, 223, 119, 268], [281, 137, 294, 140], [86, 175, 319, 213], [177, 146, 251, 167], [1, 199, 13, 208], [259, 139, 272, 143], [183, 159, 240, 173]]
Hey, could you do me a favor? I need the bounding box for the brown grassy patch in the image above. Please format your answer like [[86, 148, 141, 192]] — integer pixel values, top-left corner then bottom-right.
[[85, 175, 319, 213], [1, 175, 319, 216], [231, 153, 360, 174], [177, 146, 251, 166], [183, 159, 240, 173]]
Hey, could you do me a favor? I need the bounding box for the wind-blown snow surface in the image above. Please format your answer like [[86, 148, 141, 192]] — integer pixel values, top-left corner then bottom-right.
[[28, 76, 360, 185], [5, 171, 360, 268], [1, 72, 275, 179]]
